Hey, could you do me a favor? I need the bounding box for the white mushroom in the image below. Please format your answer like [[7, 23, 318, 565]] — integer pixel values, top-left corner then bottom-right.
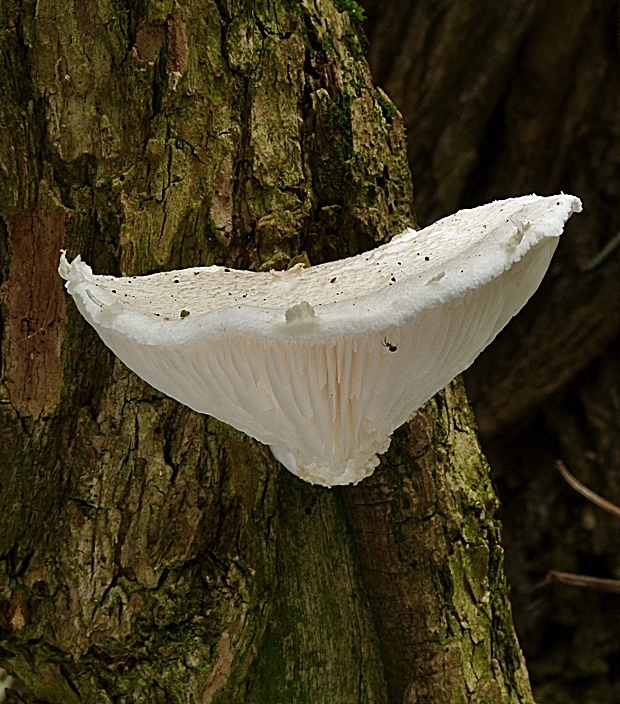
[[59, 193, 581, 486]]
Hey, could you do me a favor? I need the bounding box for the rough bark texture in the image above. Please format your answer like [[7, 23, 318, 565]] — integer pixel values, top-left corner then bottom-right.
[[0, 1, 532, 702], [360, 1, 620, 702]]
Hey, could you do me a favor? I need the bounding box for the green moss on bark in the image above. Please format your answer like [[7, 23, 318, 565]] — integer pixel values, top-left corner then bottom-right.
[[333, 0, 366, 23]]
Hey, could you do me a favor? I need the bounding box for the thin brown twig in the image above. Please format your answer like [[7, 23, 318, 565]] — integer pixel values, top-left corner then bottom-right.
[[544, 460, 620, 595], [556, 459, 620, 520], [581, 229, 620, 271], [542, 570, 620, 594]]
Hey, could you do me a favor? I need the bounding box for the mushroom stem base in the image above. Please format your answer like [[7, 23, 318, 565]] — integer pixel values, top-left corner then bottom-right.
[[270, 436, 391, 487]]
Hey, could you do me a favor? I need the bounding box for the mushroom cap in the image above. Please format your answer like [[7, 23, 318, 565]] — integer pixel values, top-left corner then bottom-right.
[[60, 193, 581, 486]]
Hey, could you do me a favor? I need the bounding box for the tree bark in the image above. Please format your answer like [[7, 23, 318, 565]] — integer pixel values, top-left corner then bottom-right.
[[0, 1, 532, 702]]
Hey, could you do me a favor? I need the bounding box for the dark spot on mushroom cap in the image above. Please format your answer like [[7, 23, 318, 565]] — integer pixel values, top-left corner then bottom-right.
[[174, 279, 179, 283], [330, 277, 337, 283], [180, 309, 190, 318], [112, 290, 116, 293], [225, 268, 230, 272], [424, 256, 430, 261]]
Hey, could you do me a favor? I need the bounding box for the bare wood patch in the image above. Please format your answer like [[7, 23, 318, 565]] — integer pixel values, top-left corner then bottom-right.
[[8, 591, 27, 631], [201, 629, 235, 703], [2, 202, 67, 418], [167, 16, 188, 77]]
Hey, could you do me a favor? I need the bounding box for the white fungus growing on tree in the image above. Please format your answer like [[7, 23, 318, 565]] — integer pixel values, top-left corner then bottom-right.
[[59, 193, 581, 486]]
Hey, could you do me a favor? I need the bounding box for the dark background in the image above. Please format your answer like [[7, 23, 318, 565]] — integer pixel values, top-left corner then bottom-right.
[[360, 1, 620, 702]]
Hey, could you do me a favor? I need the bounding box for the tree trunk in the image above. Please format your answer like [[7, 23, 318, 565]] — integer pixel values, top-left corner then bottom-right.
[[0, 1, 532, 702]]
